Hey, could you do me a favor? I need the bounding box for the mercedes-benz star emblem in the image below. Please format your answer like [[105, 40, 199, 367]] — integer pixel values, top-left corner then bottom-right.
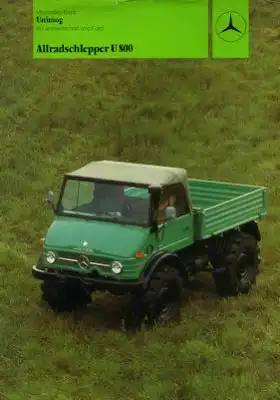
[[79, 255, 90, 268], [215, 11, 247, 43]]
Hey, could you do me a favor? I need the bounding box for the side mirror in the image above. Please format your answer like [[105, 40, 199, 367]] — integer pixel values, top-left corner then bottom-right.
[[46, 191, 55, 210], [164, 206, 177, 220]]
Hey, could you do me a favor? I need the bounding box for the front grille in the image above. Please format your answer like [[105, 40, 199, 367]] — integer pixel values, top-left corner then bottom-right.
[[47, 267, 100, 279], [56, 251, 111, 269]]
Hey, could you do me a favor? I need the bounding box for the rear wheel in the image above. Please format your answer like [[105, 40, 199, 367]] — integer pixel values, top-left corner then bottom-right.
[[124, 265, 183, 331], [212, 231, 259, 297], [41, 279, 92, 312]]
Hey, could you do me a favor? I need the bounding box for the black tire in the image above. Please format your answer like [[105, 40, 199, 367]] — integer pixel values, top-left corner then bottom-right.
[[212, 231, 259, 297], [124, 265, 183, 331], [41, 279, 92, 312], [256, 243, 261, 274]]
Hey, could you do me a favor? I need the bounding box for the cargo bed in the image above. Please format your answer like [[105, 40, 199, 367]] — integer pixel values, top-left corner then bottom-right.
[[188, 179, 267, 240]]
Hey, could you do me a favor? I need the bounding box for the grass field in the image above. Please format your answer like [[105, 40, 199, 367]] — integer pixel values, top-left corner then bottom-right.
[[2, 0, 280, 398]]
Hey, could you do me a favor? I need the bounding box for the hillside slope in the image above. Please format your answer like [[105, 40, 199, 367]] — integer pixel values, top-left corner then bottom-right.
[[1, 1, 280, 399]]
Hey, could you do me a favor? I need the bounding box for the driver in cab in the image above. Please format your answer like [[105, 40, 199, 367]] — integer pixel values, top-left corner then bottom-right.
[[157, 194, 176, 224]]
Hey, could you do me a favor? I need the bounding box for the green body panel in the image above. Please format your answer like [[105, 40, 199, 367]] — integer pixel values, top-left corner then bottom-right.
[[156, 214, 194, 252], [43, 216, 153, 280], [189, 179, 267, 240], [45, 217, 148, 257]]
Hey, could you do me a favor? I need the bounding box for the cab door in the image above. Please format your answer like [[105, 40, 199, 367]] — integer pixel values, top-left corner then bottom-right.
[[156, 183, 194, 252]]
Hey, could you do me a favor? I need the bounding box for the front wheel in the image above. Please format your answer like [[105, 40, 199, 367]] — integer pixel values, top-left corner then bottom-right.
[[41, 279, 92, 312], [124, 265, 183, 331]]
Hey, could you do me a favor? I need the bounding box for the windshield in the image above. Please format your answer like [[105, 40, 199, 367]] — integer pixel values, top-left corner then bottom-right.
[[57, 179, 150, 226]]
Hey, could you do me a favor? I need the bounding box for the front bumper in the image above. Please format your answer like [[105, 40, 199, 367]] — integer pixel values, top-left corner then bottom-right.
[[32, 264, 144, 293]]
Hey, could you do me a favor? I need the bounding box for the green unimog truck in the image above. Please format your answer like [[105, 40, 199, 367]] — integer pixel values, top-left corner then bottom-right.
[[32, 160, 267, 329]]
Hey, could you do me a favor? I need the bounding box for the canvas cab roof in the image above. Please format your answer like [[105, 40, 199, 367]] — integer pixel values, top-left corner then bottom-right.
[[66, 160, 187, 186]]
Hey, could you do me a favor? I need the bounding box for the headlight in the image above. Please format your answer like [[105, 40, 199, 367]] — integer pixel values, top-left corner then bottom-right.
[[45, 251, 56, 264], [111, 261, 123, 274]]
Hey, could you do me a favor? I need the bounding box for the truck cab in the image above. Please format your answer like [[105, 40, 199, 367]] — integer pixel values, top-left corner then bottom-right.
[[34, 160, 194, 282]]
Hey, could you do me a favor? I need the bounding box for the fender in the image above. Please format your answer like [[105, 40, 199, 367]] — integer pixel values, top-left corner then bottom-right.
[[241, 221, 261, 241], [141, 251, 187, 290]]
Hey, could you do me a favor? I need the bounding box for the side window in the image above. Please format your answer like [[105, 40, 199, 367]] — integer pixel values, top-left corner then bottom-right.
[[158, 183, 189, 223]]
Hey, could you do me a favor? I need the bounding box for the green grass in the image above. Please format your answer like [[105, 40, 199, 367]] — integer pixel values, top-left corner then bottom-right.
[[1, 0, 280, 398]]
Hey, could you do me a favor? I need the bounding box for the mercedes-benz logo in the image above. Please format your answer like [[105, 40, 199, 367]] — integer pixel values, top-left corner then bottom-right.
[[78, 255, 90, 268], [215, 11, 247, 43]]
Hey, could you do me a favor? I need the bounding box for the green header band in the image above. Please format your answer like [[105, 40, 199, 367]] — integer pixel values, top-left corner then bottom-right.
[[33, 0, 249, 59], [33, 0, 209, 59]]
